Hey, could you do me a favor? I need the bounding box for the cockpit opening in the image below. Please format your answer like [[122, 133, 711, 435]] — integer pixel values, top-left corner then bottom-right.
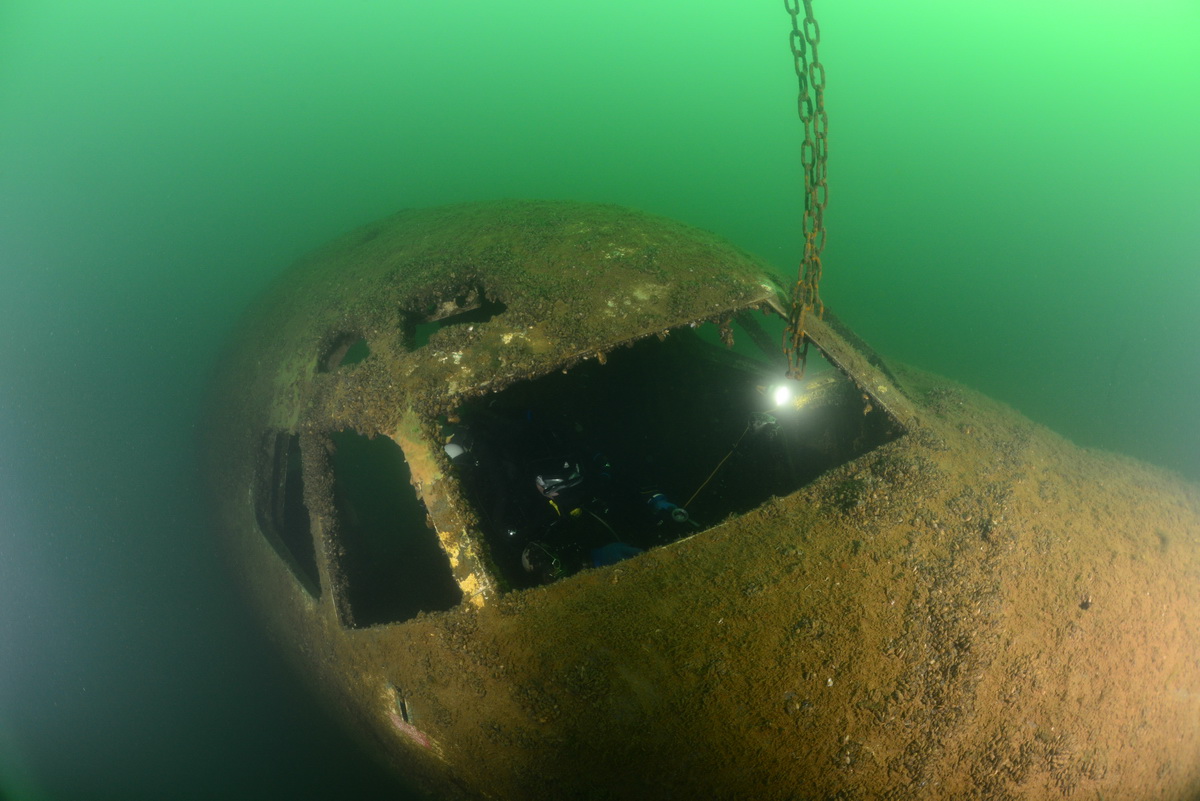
[[255, 431, 321, 596], [329, 430, 463, 627], [442, 311, 903, 591]]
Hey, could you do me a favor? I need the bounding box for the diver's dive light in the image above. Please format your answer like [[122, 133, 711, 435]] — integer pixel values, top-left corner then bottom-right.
[[771, 384, 793, 408]]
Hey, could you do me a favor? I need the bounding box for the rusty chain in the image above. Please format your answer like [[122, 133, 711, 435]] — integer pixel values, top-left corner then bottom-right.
[[782, 0, 828, 379]]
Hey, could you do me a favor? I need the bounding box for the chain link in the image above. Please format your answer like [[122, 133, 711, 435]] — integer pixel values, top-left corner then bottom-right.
[[783, 0, 828, 379]]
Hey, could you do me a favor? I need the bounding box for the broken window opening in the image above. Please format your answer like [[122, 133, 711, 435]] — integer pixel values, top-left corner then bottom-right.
[[403, 287, 507, 350], [441, 315, 903, 591], [329, 430, 463, 627], [319, 334, 370, 372], [255, 432, 321, 596]]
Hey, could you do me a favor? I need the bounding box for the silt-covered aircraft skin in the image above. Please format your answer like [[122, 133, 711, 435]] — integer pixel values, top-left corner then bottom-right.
[[206, 200, 1200, 799]]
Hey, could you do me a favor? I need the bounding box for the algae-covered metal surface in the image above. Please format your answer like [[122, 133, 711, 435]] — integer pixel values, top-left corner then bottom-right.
[[206, 200, 1200, 800]]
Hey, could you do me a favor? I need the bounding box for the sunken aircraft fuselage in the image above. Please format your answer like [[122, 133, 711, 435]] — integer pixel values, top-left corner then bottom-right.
[[205, 200, 1200, 800]]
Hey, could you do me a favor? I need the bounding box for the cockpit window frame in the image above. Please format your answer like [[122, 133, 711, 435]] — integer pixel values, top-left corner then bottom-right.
[[394, 304, 913, 603]]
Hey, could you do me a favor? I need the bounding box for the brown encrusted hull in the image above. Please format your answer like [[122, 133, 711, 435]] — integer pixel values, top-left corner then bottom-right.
[[206, 200, 1200, 800]]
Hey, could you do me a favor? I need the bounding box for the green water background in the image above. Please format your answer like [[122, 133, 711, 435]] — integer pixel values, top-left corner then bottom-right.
[[1, 1, 1197, 799]]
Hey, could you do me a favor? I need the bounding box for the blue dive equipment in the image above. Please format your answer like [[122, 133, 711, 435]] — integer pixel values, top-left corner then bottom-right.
[[590, 542, 643, 568], [647, 493, 689, 524]]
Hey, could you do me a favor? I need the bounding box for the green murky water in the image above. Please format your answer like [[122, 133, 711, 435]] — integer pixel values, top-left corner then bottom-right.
[[2, 2, 1197, 799]]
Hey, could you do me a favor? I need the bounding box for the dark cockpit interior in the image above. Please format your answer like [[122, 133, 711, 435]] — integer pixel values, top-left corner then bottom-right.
[[444, 313, 901, 591]]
